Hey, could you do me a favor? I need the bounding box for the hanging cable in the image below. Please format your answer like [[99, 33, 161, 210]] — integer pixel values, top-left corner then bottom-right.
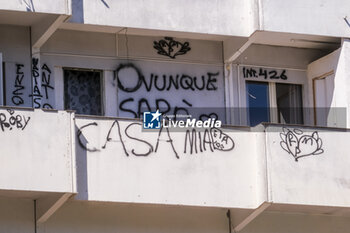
[[124, 28, 129, 61]]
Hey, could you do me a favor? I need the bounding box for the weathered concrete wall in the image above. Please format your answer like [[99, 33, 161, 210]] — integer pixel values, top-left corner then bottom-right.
[[41, 30, 225, 118], [69, 0, 256, 37], [41, 201, 229, 233], [0, 108, 75, 193], [265, 124, 350, 207], [0, 25, 32, 107], [0, 198, 34, 233], [241, 211, 350, 233], [260, 0, 350, 38], [75, 116, 264, 208], [0, 0, 70, 14], [307, 40, 350, 127]]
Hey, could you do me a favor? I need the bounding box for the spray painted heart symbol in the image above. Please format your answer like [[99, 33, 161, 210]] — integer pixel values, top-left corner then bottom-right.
[[280, 127, 324, 161], [210, 127, 234, 151]]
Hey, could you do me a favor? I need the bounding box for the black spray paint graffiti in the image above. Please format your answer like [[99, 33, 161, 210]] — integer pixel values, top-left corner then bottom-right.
[[0, 109, 31, 132], [280, 127, 324, 161], [77, 120, 178, 158], [77, 120, 235, 158], [11, 64, 25, 106], [153, 37, 191, 59], [184, 127, 234, 154], [116, 63, 220, 118], [30, 58, 54, 109], [243, 67, 287, 80], [116, 63, 218, 93]]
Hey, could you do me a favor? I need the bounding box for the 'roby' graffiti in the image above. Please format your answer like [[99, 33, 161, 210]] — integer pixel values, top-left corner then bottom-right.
[[0, 109, 31, 132], [77, 120, 235, 159]]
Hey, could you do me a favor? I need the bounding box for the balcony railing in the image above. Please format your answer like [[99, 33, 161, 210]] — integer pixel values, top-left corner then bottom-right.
[[0, 107, 76, 195], [75, 115, 350, 211], [1, 108, 349, 212]]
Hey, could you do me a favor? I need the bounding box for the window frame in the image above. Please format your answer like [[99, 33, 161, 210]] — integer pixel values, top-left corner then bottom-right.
[[0, 53, 3, 106], [275, 82, 304, 125], [62, 67, 105, 116], [246, 81, 305, 126], [246, 80, 271, 126], [236, 65, 307, 126]]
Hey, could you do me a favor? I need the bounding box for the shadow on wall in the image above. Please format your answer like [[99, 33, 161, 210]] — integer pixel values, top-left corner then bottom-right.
[[70, 0, 110, 23], [75, 125, 89, 200], [70, 0, 84, 23]]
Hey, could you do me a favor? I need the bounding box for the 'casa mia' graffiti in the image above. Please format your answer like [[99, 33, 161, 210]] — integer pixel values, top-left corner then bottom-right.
[[77, 119, 235, 159]]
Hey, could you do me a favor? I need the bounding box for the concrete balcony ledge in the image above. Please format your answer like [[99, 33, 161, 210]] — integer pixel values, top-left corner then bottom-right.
[[75, 115, 261, 209], [264, 123, 350, 208], [2, 108, 350, 221], [0, 0, 71, 15], [75, 115, 350, 214], [0, 107, 76, 197]]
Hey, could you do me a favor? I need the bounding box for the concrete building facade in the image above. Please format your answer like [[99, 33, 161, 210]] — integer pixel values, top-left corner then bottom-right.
[[0, 0, 350, 232]]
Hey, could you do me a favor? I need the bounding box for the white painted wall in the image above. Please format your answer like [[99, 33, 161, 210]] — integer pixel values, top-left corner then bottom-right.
[[75, 116, 265, 209], [67, 0, 350, 38], [69, 0, 256, 37], [115, 60, 225, 119], [41, 30, 223, 64], [74, 117, 350, 209], [308, 40, 350, 128], [41, 30, 225, 119], [266, 124, 350, 207], [0, 108, 75, 193], [260, 0, 350, 38], [40, 31, 335, 127], [0, 0, 70, 14], [2, 0, 350, 39]]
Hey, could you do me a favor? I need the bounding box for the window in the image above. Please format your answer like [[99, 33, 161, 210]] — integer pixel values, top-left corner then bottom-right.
[[64, 69, 103, 115], [246, 81, 270, 126], [276, 83, 303, 125], [246, 81, 303, 126]]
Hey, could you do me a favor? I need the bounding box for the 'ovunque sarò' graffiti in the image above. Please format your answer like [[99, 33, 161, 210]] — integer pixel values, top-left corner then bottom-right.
[[114, 62, 223, 119]]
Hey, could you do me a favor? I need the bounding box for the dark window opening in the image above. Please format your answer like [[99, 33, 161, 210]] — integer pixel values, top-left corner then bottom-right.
[[276, 83, 303, 124], [246, 81, 304, 126], [64, 69, 103, 115]]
